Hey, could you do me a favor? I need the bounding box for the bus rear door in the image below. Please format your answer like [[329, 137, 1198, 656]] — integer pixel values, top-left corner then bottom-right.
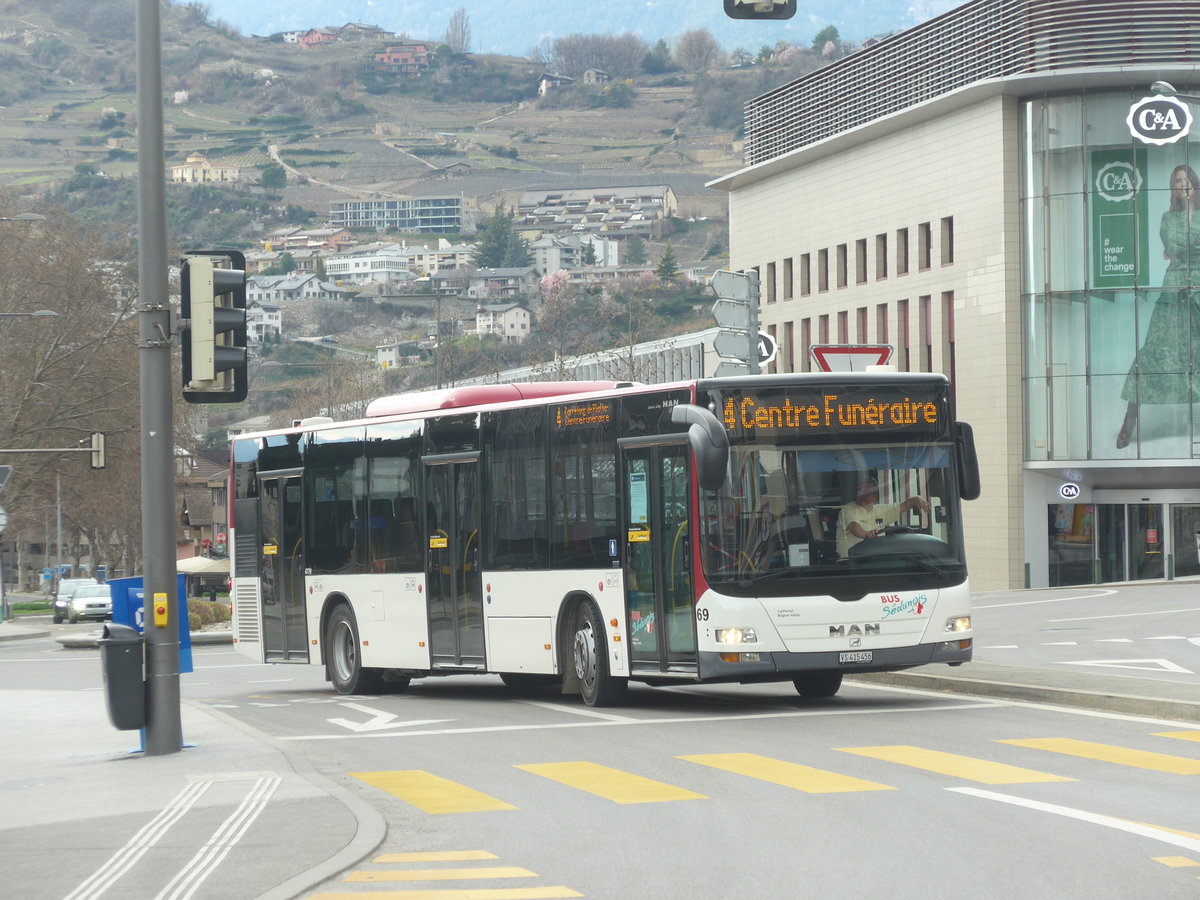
[[258, 473, 308, 662], [622, 444, 698, 675], [423, 453, 485, 670]]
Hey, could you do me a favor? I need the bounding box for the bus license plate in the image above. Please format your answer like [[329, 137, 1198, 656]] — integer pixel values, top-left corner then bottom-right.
[[839, 650, 873, 664]]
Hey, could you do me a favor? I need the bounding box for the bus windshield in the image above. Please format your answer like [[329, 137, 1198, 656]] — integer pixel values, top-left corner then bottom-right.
[[700, 437, 966, 593]]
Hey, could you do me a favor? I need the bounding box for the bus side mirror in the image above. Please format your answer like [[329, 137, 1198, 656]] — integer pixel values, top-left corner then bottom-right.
[[671, 404, 729, 492], [954, 421, 981, 501]]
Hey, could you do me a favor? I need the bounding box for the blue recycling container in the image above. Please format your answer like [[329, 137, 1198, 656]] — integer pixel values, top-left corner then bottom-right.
[[107, 574, 193, 674]]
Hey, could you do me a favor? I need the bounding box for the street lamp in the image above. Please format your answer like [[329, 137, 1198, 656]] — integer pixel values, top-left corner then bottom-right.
[[1151, 81, 1200, 103], [0, 310, 59, 319], [0, 213, 46, 223]]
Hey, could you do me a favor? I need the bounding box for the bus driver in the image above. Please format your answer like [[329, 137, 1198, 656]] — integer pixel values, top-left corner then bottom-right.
[[836, 477, 929, 557]]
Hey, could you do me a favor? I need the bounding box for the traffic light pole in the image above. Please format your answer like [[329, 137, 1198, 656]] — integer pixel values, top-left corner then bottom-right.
[[136, 0, 182, 755]]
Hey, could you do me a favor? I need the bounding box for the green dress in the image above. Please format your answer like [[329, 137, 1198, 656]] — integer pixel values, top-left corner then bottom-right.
[[1121, 208, 1200, 404]]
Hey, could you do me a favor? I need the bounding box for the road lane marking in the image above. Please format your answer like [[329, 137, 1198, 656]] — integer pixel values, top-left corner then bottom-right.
[[345, 866, 538, 882], [678, 752, 894, 793], [1156, 730, 1200, 743], [1049, 606, 1200, 622], [950, 787, 1200, 854], [351, 771, 516, 814], [836, 745, 1072, 784], [375, 852, 499, 863], [974, 589, 1117, 609], [311, 889, 582, 899], [999, 738, 1200, 774], [515, 761, 707, 804], [1059, 657, 1193, 673], [1153, 857, 1200, 867]]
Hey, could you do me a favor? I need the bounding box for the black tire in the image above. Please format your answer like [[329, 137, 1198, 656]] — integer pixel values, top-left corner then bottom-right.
[[325, 605, 385, 694], [572, 603, 627, 707], [53, 611, 63, 625], [499, 672, 561, 692], [792, 671, 843, 699]]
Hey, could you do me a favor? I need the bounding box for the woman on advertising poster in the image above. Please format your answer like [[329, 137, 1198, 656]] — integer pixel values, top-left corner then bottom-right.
[[1117, 164, 1200, 448]]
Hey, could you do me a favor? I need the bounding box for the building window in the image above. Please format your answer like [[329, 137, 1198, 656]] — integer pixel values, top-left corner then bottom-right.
[[837, 310, 848, 343], [940, 216, 954, 265], [817, 249, 829, 292], [818, 314, 829, 343], [856, 307, 868, 343], [783, 320, 794, 371], [783, 257, 793, 300], [875, 233, 888, 280], [896, 228, 909, 276], [855, 239, 867, 284], [799, 254, 810, 296], [800, 318, 811, 371], [836, 243, 848, 288], [766, 261, 777, 303], [918, 222, 932, 271], [920, 294, 932, 370], [898, 298, 910, 370], [942, 291, 956, 407], [767, 323, 778, 373], [876, 303, 889, 346]]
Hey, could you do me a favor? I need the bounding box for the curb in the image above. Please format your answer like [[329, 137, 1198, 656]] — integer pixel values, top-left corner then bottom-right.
[[849, 670, 1200, 723]]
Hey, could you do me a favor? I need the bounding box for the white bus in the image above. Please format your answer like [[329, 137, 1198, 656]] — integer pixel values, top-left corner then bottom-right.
[[228, 373, 979, 706]]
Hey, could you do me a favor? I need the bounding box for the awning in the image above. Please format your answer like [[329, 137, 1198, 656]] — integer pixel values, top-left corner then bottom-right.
[[176, 556, 230, 574]]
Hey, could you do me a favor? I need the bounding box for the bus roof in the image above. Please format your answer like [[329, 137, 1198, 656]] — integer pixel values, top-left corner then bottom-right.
[[364, 381, 631, 418]]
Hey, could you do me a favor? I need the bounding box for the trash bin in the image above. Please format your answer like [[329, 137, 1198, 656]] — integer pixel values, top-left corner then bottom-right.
[[98, 623, 145, 731]]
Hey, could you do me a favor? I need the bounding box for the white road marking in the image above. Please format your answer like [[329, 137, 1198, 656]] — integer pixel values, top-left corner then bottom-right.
[[1059, 658, 1193, 674], [974, 589, 1117, 609], [950, 787, 1200, 854], [327, 701, 454, 732], [1041, 641, 1078, 646], [1050, 606, 1200, 623]]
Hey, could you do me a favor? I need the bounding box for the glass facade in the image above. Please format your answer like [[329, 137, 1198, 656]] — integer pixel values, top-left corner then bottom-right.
[[1021, 90, 1200, 461]]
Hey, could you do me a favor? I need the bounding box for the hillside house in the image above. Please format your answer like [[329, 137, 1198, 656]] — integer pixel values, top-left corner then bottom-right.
[[476, 303, 532, 343], [516, 186, 678, 237], [246, 301, 282, 342], [538, 73, 574, 96], [297, 28, 339, 50], [170, 152, 241, 184], [467, 267, 539, 300], [375, 43, 433, 75]]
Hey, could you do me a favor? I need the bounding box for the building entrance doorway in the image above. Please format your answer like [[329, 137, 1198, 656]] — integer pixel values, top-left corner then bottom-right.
[[1048, 502, 1188, 586]]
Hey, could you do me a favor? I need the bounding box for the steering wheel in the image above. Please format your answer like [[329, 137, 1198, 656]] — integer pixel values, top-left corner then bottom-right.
[[878, 525, 916, 536]]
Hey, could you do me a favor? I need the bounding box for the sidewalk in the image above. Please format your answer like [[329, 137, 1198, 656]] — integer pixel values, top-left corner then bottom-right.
[[0, 617, 383, 900]]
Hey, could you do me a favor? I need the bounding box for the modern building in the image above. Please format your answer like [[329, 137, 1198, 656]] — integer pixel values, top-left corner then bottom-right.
[[710, 0, 1200, 590], [330, 197, 464, 233]]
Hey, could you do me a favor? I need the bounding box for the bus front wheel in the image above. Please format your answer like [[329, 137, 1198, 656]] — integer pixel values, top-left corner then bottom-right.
[[572, 603, 627, 707], [792, 670, 843, 699], [326, 605, 384, 694]]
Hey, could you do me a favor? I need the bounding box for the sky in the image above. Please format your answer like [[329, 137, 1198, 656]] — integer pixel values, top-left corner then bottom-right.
[[199, 0, 963, 56]]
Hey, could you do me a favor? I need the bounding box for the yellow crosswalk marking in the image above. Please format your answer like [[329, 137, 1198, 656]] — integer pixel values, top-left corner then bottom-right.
[[1155, 730, 1200, 743], [345, 866, 537, 882], [837, 745, 1073, 784], [376, 851, 500, 863], [351, 771, 517, 814], [310, 888, 583, 899], [1153, 856, 1200, 867], [515, 761, 707, 804], [678, 752, 895, 793], [998, 738, 1200, 774]]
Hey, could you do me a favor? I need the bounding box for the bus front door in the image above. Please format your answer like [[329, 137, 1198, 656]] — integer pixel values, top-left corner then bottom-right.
[[259, 474, 308, 662], [623, 445, 697, 675], [424, 456, 484, 669]]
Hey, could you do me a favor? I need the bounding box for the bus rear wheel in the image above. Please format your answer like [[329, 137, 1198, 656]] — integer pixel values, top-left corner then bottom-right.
[[792, 671, 843, 699], [326, 605, 384, 694], [572, 603, 627, 707]]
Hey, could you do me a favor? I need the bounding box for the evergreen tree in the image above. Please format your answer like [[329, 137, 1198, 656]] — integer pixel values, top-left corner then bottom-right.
[[655, 244, 680, 282], [624, 234, 647, 265], [582, 242, 597, 266], [471, 202, 531, 268]]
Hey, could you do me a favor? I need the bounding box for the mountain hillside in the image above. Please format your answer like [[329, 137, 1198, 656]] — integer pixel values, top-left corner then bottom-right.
[[0, 1, 847, 246]]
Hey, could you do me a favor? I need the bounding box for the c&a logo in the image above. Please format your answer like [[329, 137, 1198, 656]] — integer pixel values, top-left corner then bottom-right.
[[1095, 161, 1142, 203], [1127, 96, 1192, 146]]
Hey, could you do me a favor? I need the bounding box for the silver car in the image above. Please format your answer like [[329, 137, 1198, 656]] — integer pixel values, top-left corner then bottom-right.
[[52, 577, 99, 624], [65, 583, 112, 624]]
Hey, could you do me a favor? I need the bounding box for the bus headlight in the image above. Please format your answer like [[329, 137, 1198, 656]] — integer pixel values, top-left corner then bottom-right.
[[716, 627, 758, 644], [944, 616, 971, 633]]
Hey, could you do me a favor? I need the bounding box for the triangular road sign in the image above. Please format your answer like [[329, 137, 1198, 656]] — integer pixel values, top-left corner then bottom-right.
[[810, 344, 893, 372]]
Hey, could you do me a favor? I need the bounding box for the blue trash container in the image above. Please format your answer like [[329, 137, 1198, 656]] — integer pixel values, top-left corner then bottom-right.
[[107, 573, 193, 674]]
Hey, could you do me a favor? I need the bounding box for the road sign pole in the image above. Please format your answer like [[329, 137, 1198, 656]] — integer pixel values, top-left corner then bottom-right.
[[746, 269, 761, 376]]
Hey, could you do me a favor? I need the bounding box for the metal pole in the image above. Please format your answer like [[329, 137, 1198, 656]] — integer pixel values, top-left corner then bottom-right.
[[56, 473, 62, 581], [746, 269, 761, 375], [136, 0, 182, 755]]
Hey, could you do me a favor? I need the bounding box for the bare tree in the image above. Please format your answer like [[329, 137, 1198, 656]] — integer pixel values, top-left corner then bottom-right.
[[674, 29, 724, 72], [551, 32, 649, 78], [444, 7, 471, 54]]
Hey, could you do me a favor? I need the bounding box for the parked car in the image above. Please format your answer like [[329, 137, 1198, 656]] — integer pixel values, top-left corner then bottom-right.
[[65, 584, 112, 624], [52, 577, 99, 624]]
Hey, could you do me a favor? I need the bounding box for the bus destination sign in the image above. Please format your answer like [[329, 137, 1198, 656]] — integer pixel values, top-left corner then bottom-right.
[[720, 385, 944, 439], [555, 400, 613, 429]]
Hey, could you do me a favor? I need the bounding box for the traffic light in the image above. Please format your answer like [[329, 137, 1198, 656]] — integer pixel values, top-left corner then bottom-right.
[[724, 0, 796, 19], [89, 432, 106, 469], [180, 250, 248, 404]]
